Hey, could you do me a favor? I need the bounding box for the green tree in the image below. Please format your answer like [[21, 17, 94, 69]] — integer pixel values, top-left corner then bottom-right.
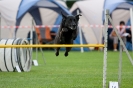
[[66, 1, 76, 8]]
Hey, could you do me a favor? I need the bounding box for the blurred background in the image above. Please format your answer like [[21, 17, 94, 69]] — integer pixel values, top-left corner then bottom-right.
[[0, 0, 133, 51]]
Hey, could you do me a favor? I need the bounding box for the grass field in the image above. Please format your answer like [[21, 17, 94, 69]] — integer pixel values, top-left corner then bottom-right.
[[0, 50, 133, 88]]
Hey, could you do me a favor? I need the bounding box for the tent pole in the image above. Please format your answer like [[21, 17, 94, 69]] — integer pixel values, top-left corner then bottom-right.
[[35, 29, 38, 62], [0, 13, 1, 39], [31, 19, 38, 63], [31, 18, 33, 45], [130, 8, 133, 51], [77, 9, 84, 53], [30, 18, 33, 62], [32, 20, 46, 64]]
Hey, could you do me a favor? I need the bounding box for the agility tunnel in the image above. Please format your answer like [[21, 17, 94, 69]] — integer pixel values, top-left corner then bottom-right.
[[0, 38, 32, 72]]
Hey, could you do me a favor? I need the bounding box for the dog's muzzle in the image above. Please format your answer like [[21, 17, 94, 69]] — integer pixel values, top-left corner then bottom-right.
[[69, 24, 76, 30]]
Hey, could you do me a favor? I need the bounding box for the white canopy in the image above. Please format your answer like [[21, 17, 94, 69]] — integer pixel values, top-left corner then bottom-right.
[[0, 0, 21, 26], [0, 0, 67, 38], [0, 0, 21, 38], [70, 0, 105, 44], [70, 0, 133, 46]]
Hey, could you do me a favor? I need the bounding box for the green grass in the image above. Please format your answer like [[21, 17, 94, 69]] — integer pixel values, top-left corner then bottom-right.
[[0, 51, 133, 88]]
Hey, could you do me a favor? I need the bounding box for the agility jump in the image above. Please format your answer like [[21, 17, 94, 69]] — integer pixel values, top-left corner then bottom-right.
[[0, 44, 104, 48]]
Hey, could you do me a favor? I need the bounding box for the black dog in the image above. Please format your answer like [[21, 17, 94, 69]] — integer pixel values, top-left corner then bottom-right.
[[54, 12, 81, 57]]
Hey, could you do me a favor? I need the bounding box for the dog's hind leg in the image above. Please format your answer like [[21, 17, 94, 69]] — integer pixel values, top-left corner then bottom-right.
[[55, 47, 60, 56], [64, 47, 72, 57]]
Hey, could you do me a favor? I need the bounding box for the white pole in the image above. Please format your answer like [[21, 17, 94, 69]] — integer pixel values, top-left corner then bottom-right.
[[0, 13, 1, 39], [30, 18, 33, 61], [108, 13, 133, 65], [130, 8, 133, 51], [103, 9, 109, 88], [35, 29, 38, 62], [77, 10, 84, 53], [31, 18, 33, 45], [118, 41, 122, 88], [32, 20, 46, 64], [31, 19, 38, 62]]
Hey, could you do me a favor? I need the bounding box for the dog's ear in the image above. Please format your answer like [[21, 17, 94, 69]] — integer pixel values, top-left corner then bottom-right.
[[61, 11, 67, 19], [75, 14, 82, 21]]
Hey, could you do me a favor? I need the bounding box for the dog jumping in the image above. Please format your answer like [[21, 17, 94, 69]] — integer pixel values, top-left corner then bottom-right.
[[54, 12, 81, 57]]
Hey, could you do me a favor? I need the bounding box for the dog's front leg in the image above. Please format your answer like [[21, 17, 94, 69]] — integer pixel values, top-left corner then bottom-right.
[[54, 35, 61, 56], [64, 47, 71, 57], [64, 40, 73, 57], [55, 47, 60, 56], [73, 27, 78, 40], [60, 31, 65, 43]]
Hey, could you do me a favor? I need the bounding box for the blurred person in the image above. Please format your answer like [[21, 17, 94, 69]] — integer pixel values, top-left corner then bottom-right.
[[109, 21, 126, 51], [126, 28, 132, 50], [126, 28, 132, 43]]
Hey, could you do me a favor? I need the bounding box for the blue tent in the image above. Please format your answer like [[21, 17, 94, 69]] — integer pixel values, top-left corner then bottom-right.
[[70, 0, 133, 50], [16, 0, 89, 51], [104, 0, 133, 50], [16, 0, 70, 27], [104, 0, 133, 25]]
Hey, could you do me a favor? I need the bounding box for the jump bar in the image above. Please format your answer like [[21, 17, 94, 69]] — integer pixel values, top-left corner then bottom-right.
[[0, 44, 105, 48]]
